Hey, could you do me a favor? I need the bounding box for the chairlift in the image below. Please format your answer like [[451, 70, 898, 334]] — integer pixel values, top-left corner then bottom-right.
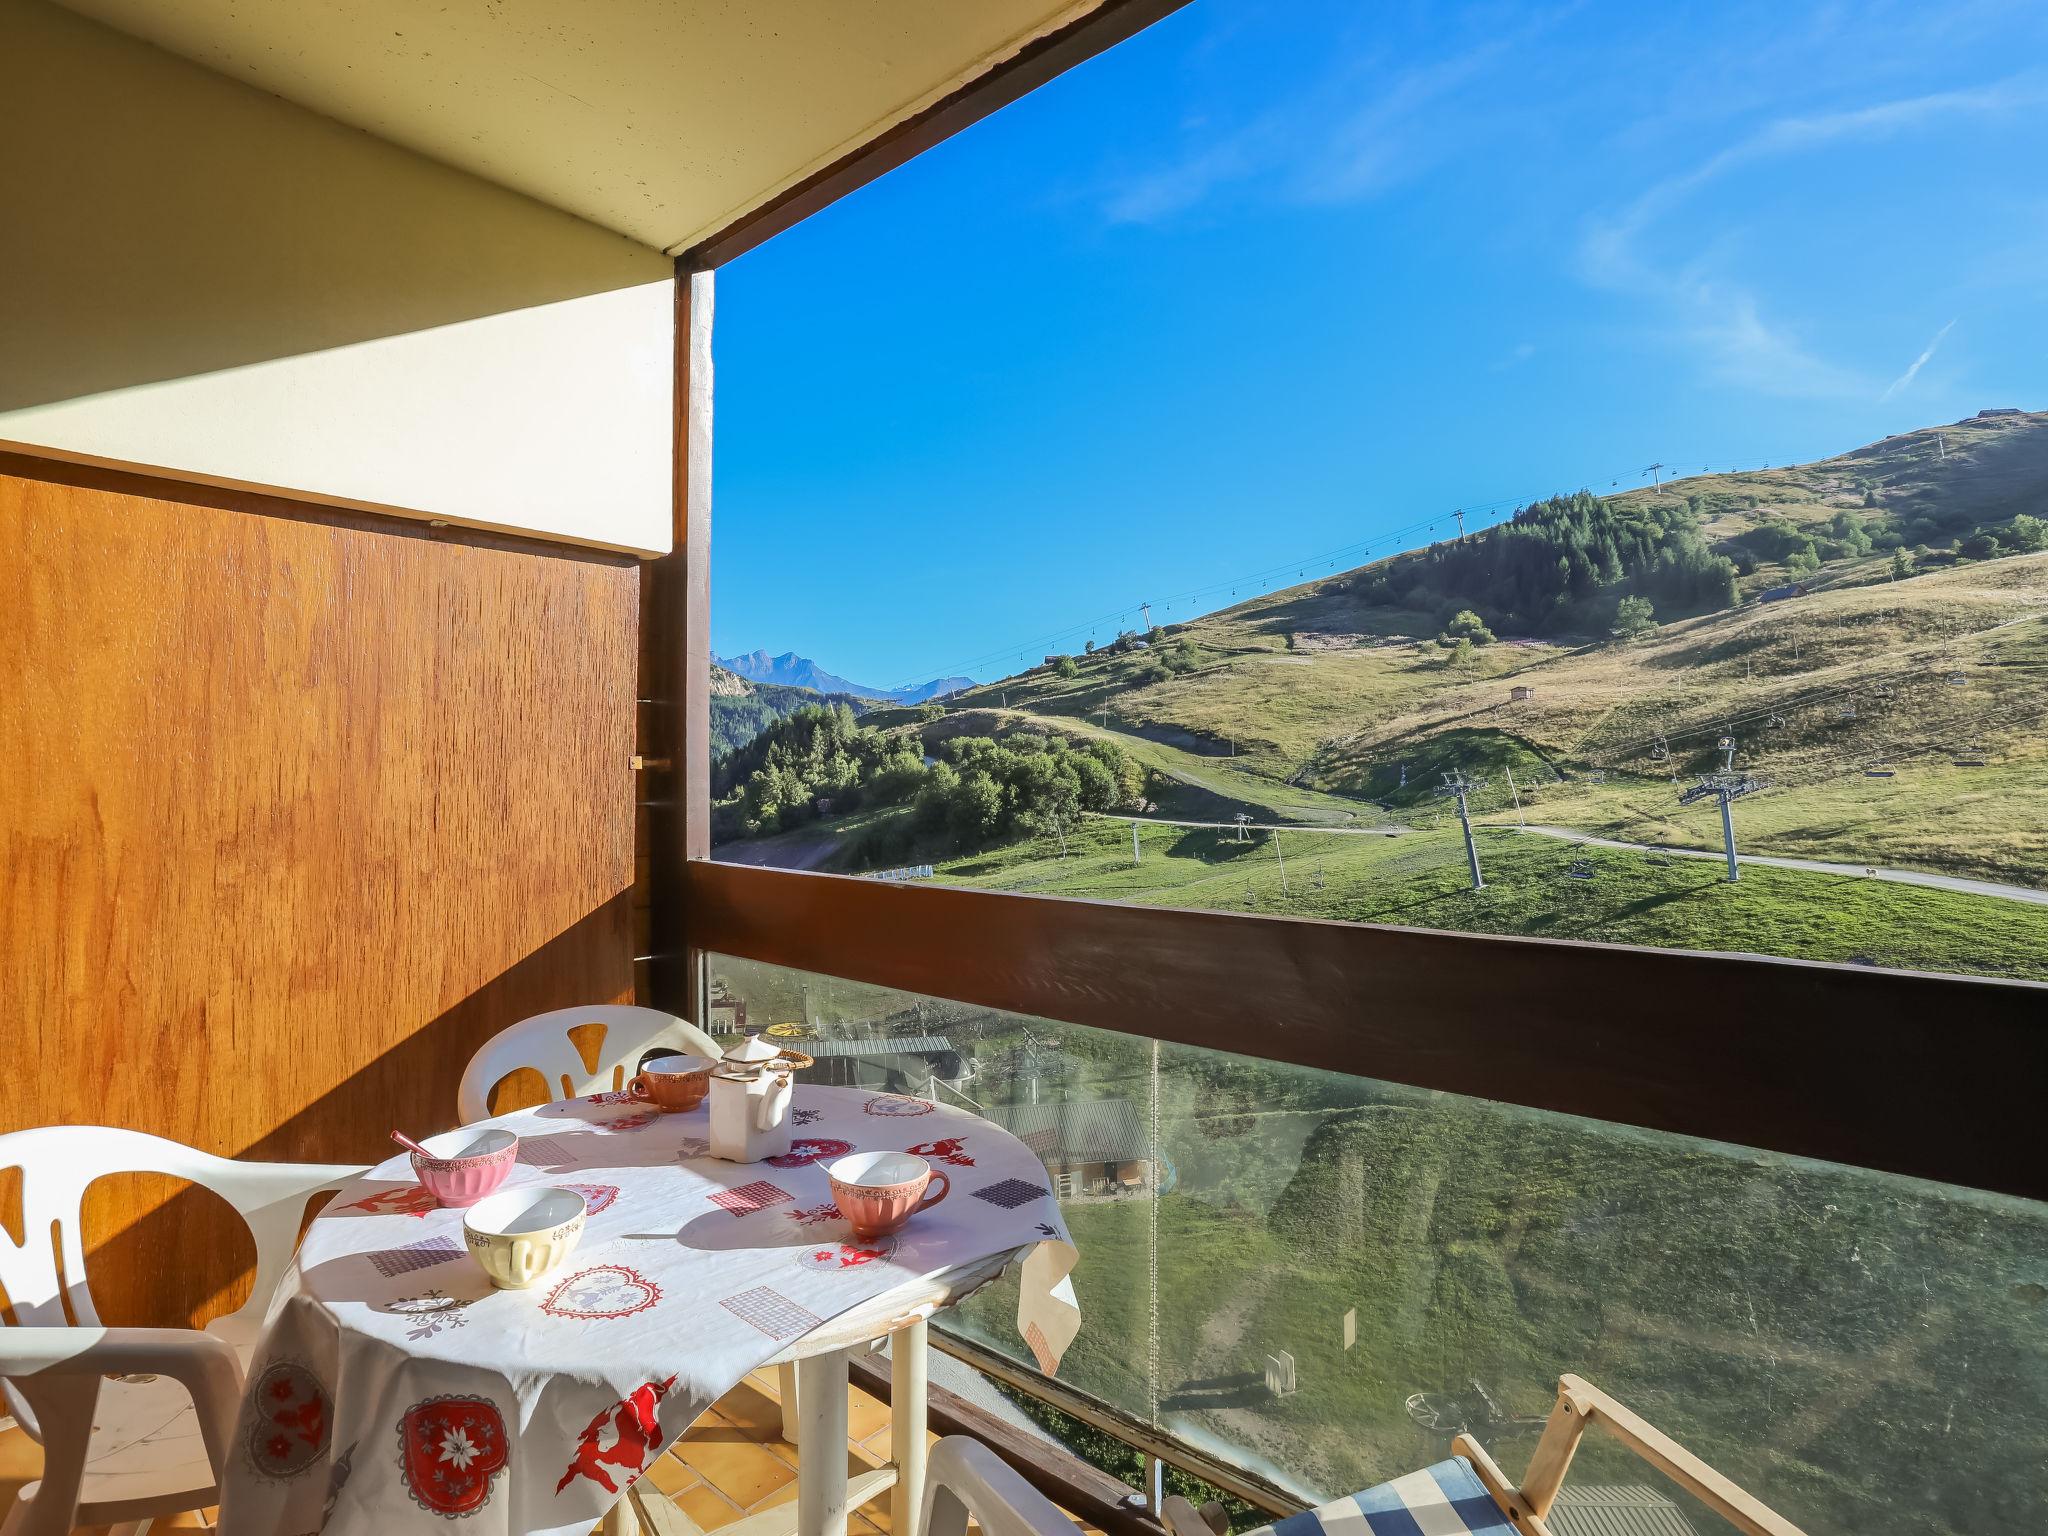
[[1838, 702, 1857, 720], [1947, 672, 1968, 687], [1649, 734, 1669, 763], [1766, 712, 1787, 729], [1864, 759, 1895, 779], [1566, 858, 1597, 880], [1953, 745, 1987, 767]]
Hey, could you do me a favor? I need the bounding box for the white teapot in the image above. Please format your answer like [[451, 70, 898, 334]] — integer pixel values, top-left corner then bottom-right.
[[706, 1035, 809, 1163]]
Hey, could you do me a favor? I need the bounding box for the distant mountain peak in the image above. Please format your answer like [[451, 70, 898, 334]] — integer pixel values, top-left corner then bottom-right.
[[715, 650, 971, 706]]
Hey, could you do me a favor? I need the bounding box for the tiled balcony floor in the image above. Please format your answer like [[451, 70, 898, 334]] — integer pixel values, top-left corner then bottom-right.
[[0, 1366, 1105, 1536]]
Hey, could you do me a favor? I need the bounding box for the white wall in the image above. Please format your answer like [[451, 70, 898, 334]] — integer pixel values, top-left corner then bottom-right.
[[0, 0, 675, 554]]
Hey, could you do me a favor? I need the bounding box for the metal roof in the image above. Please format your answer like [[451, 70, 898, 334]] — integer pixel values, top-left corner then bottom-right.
[[803, 1035, 956, 1059], [989, 1099, 1149, 1165], [1547, 1485, 1699, 1536]]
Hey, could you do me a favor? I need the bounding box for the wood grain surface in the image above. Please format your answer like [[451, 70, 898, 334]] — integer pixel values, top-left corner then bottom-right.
[[0, 455, 640, 1324]]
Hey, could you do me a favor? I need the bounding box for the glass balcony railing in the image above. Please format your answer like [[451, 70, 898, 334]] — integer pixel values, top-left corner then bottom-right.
[[708, 952, 2048, 1536]]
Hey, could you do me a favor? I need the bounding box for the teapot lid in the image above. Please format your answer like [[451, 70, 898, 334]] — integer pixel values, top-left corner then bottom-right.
[[723, 1034, 784, 1064]]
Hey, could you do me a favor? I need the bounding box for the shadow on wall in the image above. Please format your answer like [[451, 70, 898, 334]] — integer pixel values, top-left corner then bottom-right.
[[0, 0, 667, 414], [37, 893, 639, 1331]]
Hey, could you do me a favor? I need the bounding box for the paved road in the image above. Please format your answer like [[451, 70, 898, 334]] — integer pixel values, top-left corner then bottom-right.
[[1517, 825, 2048, 906]]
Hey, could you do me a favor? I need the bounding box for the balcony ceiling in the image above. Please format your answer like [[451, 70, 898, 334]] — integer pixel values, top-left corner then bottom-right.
[[53, 0, 1104, 255]]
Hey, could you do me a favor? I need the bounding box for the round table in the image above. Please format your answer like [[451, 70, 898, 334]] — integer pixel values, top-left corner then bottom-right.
[[218, 1086, 1079, 1536]]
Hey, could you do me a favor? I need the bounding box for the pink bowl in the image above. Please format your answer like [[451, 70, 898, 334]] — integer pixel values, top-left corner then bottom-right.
[[410, 1128, 518, 1208]]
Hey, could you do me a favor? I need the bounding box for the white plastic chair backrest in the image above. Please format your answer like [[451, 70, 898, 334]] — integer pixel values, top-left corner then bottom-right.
[[922, 1436, 1083, 1536], [456, 1004, 721, 1125], [0, 1125, 361, 1432]]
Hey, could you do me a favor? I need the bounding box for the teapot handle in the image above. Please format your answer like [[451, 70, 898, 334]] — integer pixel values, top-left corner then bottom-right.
[[755, 1072, 792, 1130]]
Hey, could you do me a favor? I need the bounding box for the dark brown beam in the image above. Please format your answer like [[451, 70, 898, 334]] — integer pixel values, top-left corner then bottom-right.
[[848, 1351, 1165, 1536], [638, 270, 714, 1014], [677, 0, 1193, 269], [685, 860, 2048, 1204]]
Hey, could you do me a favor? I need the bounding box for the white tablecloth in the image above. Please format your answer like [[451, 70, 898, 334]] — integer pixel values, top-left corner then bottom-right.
[[217, 1086, 1078, 1536]]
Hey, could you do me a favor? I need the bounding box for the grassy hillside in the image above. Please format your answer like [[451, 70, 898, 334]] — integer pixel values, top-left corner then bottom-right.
[[936, 818, 2048, 980], [716, 414, 2048, 976]]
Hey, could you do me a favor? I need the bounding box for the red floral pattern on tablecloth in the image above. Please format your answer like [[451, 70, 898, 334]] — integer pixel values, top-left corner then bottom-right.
[[555, 1376, 676, 1495], [908, 1136, 976, 1167], [345, 1185, 439, 1217], [398, 1395, 509, 1518], [786, 1202, 842, 1226], [244, 1361, 330, 1479], [765, 1137, 852, 1168], [540, 1264, 663, 1322], [795, 1238, 895, 1272]]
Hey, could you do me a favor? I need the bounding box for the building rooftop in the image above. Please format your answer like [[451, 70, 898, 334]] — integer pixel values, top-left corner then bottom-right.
[[990, 1099, 1149, 1166]]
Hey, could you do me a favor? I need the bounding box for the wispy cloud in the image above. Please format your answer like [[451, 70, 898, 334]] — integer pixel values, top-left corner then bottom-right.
[[1581, 74, 2041, 399], [1585, 76, 2045, 287], [1490, 342, 1537, 372], [1880, 319, 1958, 401], [1099, 12, 1571, 225]]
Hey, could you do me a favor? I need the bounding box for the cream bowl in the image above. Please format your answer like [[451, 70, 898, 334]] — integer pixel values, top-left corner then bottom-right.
[[461, 1185, 586, 1289]]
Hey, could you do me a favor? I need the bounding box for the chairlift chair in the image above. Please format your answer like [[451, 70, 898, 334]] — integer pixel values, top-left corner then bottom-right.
[[1947, 671, 1968, 686], [1953, 745, 1987, 767]]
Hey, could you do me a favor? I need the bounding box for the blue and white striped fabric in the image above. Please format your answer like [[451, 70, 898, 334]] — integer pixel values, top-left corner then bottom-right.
[[1251, 1457, 1512, 1536]]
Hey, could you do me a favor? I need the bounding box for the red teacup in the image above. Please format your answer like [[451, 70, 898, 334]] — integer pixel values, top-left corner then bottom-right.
[[827, 1151, 949, 1240], [630, 1054, 715, 1112]]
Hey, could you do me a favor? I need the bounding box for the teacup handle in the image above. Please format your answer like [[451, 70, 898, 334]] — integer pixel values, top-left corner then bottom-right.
[[917, 1170, 950, 1213], [629, 1076, 650, 1099]]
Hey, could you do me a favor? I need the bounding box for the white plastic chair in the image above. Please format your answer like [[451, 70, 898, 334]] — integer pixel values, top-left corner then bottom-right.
[[0, 1126, 361, 1536], [921, 1436, 1083, 1536], [456, 1003, 721, 1125]]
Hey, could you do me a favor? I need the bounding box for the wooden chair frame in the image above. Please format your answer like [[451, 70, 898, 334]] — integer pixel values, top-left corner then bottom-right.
[[1451, 1375, 1808, 1536]]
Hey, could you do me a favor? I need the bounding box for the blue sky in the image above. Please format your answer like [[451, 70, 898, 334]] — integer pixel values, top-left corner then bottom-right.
[[713, 0, 2048, 691]]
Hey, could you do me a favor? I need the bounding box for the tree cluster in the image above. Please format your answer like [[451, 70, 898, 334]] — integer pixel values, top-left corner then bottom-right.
[[712, 706, 1143, 855], [910, 732, 1142, 851], [1348, 489, 1738, 633]]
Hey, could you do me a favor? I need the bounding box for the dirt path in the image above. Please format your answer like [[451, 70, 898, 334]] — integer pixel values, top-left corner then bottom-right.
[[1517, 825, 2048, 906]]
